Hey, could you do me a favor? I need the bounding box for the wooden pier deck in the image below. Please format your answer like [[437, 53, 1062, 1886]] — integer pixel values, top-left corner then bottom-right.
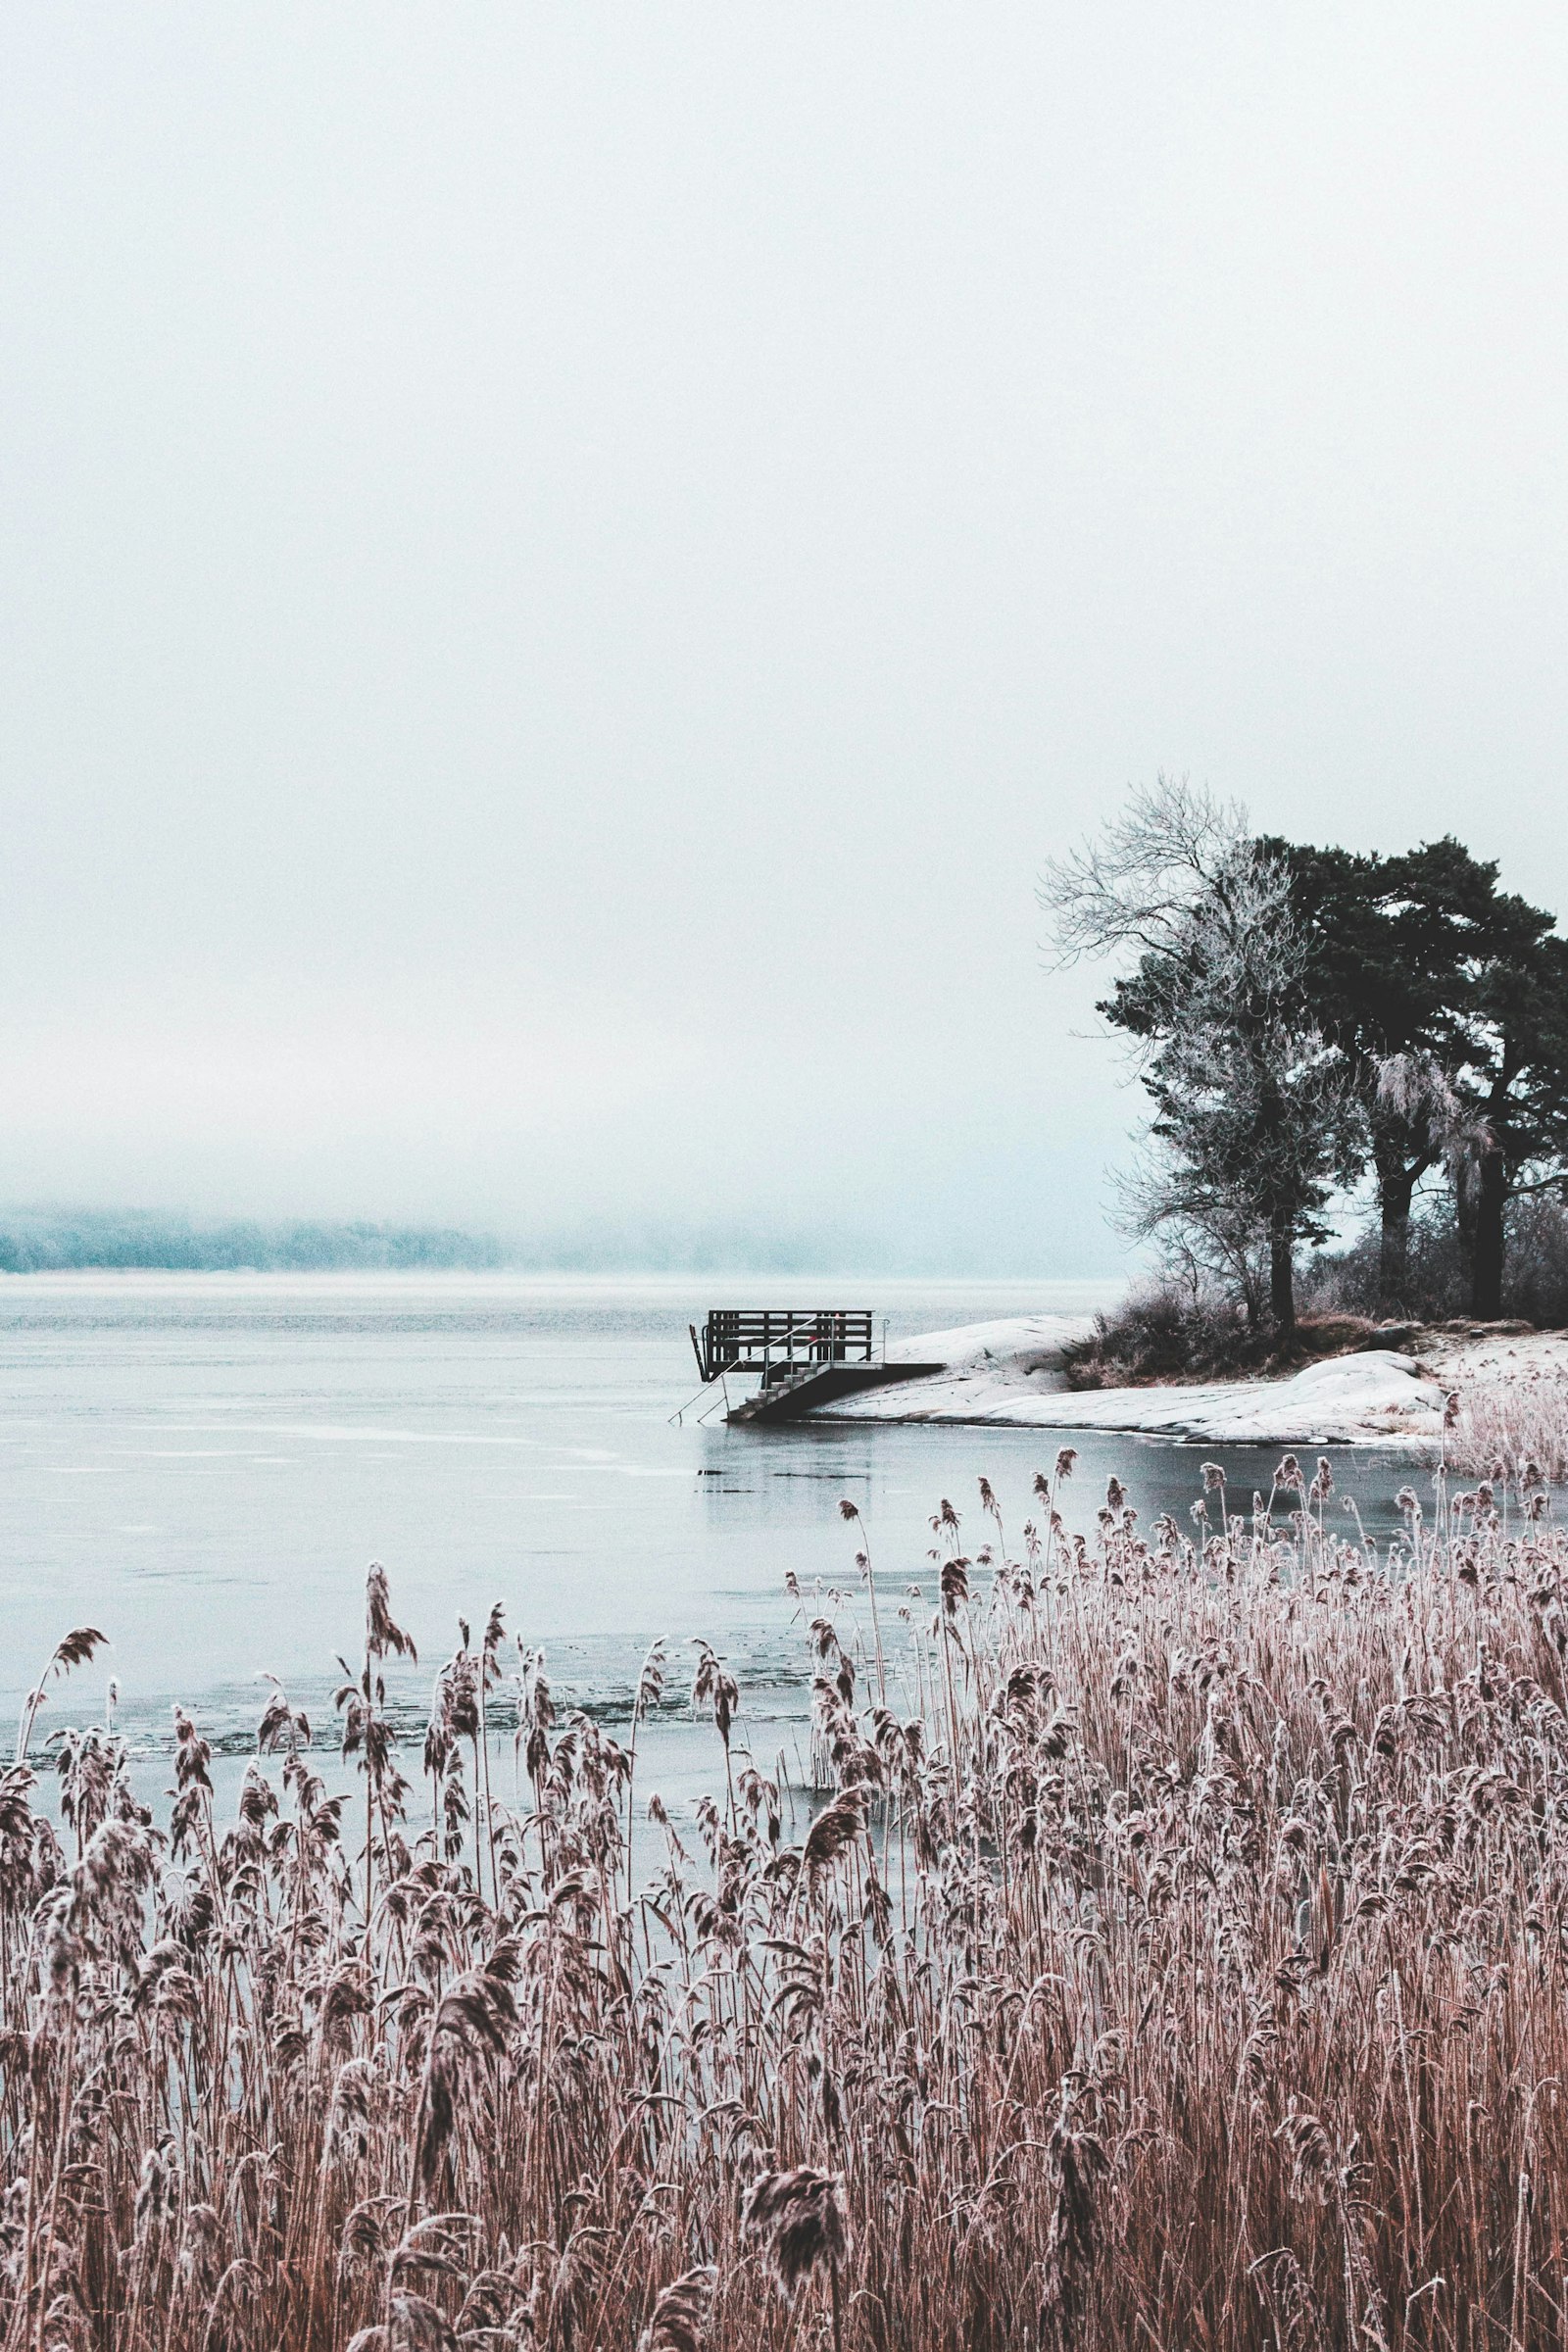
[[688, 1308, 942, 1425]]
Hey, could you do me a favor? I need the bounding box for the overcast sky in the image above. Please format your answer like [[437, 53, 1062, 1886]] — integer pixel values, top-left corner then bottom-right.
[[1, 6, 1564, 1271]]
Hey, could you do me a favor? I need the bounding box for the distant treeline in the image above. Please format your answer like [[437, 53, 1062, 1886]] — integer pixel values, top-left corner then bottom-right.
[[0, 1209, 1036, 1278], [0, 1212, 505, 1273]]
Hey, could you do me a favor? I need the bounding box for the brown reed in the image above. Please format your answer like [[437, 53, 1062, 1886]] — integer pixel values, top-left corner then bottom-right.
[[1, 1448, 1567, 2347]]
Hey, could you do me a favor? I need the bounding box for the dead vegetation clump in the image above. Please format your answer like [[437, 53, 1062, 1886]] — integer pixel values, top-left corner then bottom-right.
[[1064, 1277, 1383, 1386], [1448, 1365, 1568, 1483], [4, 1461, 1568, 2345]]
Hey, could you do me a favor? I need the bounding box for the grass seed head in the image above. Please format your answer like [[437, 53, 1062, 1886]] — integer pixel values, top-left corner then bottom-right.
[[638, 2264, 716, 2352], [743, 2167, 848, 2295]]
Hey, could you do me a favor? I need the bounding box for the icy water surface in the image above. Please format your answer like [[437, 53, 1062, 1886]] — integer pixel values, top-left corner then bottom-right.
[[0, 1274, 1431, 1773]]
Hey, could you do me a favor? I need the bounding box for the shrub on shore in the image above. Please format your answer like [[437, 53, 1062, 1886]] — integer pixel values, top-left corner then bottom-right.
[[3, 1457, 1568, 2347], [1064, 1278, 1379, 1385]]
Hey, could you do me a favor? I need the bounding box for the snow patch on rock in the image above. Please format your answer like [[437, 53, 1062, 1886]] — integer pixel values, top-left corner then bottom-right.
[[885, 1314, 1092, 1377]]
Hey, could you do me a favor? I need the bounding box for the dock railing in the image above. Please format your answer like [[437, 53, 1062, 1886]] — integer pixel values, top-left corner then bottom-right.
[[689, 1308, 875, 1389]]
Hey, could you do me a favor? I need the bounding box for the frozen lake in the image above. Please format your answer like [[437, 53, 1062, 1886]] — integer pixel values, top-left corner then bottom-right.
[[0, 1273, 1430, 1772]]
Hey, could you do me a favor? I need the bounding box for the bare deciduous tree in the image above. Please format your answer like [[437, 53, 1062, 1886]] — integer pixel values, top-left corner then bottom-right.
[[1042, 779, 1357, 1334], [1040, 772, 1250, 968]]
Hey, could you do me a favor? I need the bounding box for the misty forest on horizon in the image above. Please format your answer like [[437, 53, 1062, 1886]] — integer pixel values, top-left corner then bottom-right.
[[0, 1207, 1071, 1277]]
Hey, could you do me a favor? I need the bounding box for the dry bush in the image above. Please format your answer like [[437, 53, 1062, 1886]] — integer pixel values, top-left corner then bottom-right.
[[4, 1455, 1568, 2347], [1063, 1280, 1260, 1385], [1067, 1278, 1377, 1385]]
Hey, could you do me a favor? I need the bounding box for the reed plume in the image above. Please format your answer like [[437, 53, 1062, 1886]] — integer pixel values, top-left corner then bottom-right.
[[636, 2265, 714, 2352]]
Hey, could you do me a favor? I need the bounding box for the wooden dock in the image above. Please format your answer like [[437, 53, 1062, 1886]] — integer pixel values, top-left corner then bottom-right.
[[688, 1308, 942, 1424]]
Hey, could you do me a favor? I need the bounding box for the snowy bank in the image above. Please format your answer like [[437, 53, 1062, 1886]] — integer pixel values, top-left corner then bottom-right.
[[803, 1314, 1568, 1446], [884, 1313, 1092, 1376]]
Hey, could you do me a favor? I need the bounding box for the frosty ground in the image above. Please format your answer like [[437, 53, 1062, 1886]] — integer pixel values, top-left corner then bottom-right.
[[801, 1314, 1568, 1446]]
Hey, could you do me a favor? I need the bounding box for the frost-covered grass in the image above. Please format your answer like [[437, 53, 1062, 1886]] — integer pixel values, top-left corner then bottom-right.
[[5, 1448, 1568, 2347], [1449, 1366, 1568, 1484]]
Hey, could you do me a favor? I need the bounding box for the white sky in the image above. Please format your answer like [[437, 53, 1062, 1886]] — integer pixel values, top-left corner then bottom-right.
[[1, 6, 1565, 1270]]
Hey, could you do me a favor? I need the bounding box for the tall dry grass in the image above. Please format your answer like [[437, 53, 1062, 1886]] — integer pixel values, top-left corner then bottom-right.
[[1450, 1368, 1568, 1485], [2, 1451, 1568, 2348]]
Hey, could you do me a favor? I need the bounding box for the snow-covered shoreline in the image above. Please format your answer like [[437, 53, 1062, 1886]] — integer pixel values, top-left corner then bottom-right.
[[809, 1316, 1568, 1447]]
